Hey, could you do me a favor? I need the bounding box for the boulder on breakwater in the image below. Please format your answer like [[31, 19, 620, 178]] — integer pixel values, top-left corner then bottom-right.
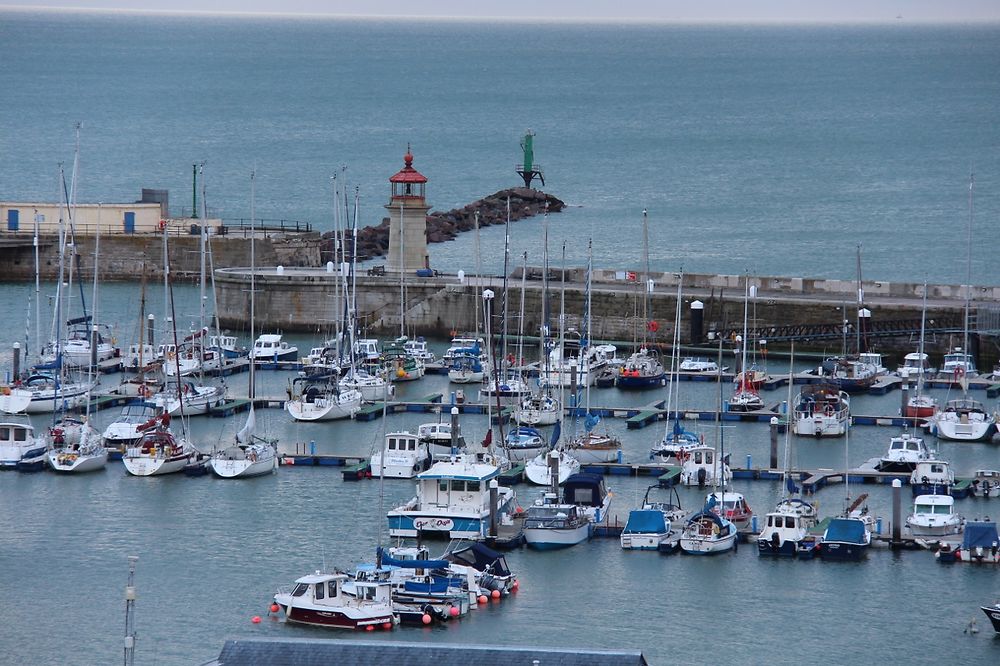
[[321, 187, 564, 262]]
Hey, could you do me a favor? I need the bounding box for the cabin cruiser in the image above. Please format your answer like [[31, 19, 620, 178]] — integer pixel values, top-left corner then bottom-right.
[[910, 459, 955, 496], [906, 494, 964, 538], [40, 321, 119, 368], [897, 352, 932, 378], [441, 335, 485, 365], [273, 571, 396, 630], [399, 336, 436, 364], [417, 422, 457, 455], [792, 384, 850, 437], [387, 455, 516, 540], [150, 380, 226, 416], [523, 500, 591, 550], [981, 602, 1000, 633], [757, 497, 819, 557], [0, 416, 47, 471], [539, 332, 614, 388], [678, 357, 722, 373], [878, 433, 932, 472], [617, 348, 665, 389], [479, 372, 533, 402], [939, 348, 977, 379], [706, 491, 753, 531], [249, 333, 298, 362], [370, 431, 431, 479]]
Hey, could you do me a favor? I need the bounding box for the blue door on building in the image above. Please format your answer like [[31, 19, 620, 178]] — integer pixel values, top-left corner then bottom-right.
[[124, 211, 135, 233], [7, 209, 19, 231]]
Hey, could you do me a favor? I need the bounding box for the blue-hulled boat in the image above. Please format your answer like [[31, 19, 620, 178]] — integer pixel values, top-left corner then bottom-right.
[[818, 517, 871, 561], [757, 497, 819, 557], [617, 348, 665, 389]]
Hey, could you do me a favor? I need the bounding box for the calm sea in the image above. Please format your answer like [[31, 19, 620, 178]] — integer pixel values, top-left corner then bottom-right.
[[1, 12, 1000, 665]]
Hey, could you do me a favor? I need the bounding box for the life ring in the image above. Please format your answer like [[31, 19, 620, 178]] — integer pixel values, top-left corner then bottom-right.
[[158, 219, 167, 231], [137, 384, 148, 398], [824, 404, 834, 416]]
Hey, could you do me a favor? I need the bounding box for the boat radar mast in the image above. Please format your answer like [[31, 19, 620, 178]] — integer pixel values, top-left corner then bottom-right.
[[516, 130, 545, 188]]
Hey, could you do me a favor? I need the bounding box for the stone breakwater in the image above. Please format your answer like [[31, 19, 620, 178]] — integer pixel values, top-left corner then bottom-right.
[[322, 187, 565, 262]]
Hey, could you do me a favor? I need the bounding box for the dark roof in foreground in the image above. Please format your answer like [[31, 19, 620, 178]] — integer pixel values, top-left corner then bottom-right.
[[202, 637, 649, 666]]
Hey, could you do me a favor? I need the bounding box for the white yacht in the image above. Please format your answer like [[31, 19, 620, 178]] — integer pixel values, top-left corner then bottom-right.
[[370, 431, 431, 479], [878, 433, 932, 472], [932, 398, 994, 442], [285, 378, 362, 421], [47, 418, 106, 473], [0, 417, 47, 471], [678, 444, 732, 487], [249, 333, 298, 362], [122, 416, 194, 476], [792, 384, 850, 437], [0, 374, 92, 415], [906, 494, 964, 538]]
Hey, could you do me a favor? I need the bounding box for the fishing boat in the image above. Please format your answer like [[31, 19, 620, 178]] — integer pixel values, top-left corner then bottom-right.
[[249, 333, 298, 362], [273, 571, 396, 630], [370, 431, 431, 479], [953, 521, 999, 563], [46, 417, 106, 473], [678, 500, 738, 555], [898, 352, 932, 378], [354, 338, 381, 364], [617, 348, 665, 389], [678, 444, 731, 487], [932, 397, 994, 442], [387, 455, 516, 540], [877, 432, 932, 472], [939, 348, 977, 379], [0, 416, 47, 471], [909, 459, 955, 496], [400, 336, 436, 364], [906, 494, 964, 537], [285, 377, 362, 421], [792, 383, 850, 437], [757, 497, 819, 557], [122, 413, 193, 476]]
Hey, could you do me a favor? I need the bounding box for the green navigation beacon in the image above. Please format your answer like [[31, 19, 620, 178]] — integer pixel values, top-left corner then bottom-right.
[[516, 129, 545, 188]]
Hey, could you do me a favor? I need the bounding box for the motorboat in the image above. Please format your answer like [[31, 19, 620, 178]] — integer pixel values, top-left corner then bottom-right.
[[387, 455, 516, 540], [706, 491, 753, 531], [756, 497, 819, 557], [249, 333, 298, 362], [102, 403, 159, 452], [792, 383, 850, 437], [558, 473, 612, 523], [616, 348, 665, 389], [857, 352, 888, 376], [972, 470, 1000, 498], [932, 398, 994, 442], [417, 422, 456, 455], [678, 444, 731, 487], [0, 416, 47, 471], [504, 426, 547, 463], [524, 449, 581, 486], [150, 380, 226, 416], [678, 506, 738, 555], [877, 433, 932, 472], [46, 418, 106, 473], [208, 334, 244, 359], [620, 485, 684, 552], [906, 494, 964, 537], [903, 393, 938, 421], [513, 392, 561, 426], [539, 333, 614, 388], [273, 571, 396, 630], [897, 352, 932, 378], [0, 374, 92, 415], [954, 521, 999, 563], [678, 357, 722, 373], [361, 548, 471, 620], [939, 347, 977, 379], [370, 431, 431, 479], [523, 499, 592, 550], [122, 414, 193, 476], [354, 338, 381, 363], [441, 542, 518, 598], [40, 321, 119, 368], [910, 459, 955, 496], [285, 377, 362, 421], [399, 336, 436, 364], [441, 335, 485, 365], [818, 517, 871, 561]]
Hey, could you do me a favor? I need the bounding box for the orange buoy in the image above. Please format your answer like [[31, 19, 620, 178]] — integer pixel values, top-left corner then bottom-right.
[[422, 614, 432, 625], [269, 603, 279, 613], [251, 616, 262, 624]]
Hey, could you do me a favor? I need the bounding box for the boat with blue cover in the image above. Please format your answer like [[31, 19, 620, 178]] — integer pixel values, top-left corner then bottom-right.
[[505, 426, 547, 463], [954, 521, 1000, 563], [818, 517, 871, 561]]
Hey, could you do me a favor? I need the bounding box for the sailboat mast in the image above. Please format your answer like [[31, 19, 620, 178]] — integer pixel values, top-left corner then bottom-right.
[[540, 206, 550, 386], [349, 188, 360, 376], [331, 174, 342, 351], [585, 238, 593, 414], [249, 169, 257, 402], [474, 210, 481, 335], [500, 197, 512, 370], [963, 172, 973, 380], [33, 205, 40, 360], [642, 209, 650, 348], [516, 252, 527, 370], [856, 244, 864, 354], [780, 342, 795, 494], [198, 164, 207, 343], [91, 204, 101, 376]]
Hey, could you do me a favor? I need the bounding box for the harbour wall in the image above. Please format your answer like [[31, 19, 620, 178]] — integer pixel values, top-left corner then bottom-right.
[[0, 232, 321, 282], [213, 267, 999, 363]]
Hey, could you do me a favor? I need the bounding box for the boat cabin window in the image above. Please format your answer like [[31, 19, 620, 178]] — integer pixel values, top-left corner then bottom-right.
[[0, 427, 8, 440], [890, 441, 902, 450], [358, 584, 376, 601], [787, 517, 796, 528], [466, 480, 480, 492], [14, 428, 26, 442], [314, 583, 325, 600], [291, 583, 309, 597], [328, 580, 338, 597], [930, 464, 944, 474], [767, 515, 774, 527], [387, 438, 397, 451], [439, 480, 449, 494]]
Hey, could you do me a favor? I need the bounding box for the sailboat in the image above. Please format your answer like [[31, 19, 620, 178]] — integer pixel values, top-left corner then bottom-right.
[[901, 282, 938, 421], [758, 344, 819, 556], [728, 276, 765, 412], [618, 211, 665, 390], [650, 274, 703, 461], [931, 174, 995, 442], [210, 169, 278, 479]]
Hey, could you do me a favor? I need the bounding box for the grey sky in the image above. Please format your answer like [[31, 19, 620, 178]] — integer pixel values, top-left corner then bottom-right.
[[2, 1, 999, 22]]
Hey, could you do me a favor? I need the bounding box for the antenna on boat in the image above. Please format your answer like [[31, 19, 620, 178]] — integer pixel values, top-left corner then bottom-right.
[[123, 555, 138, 666]]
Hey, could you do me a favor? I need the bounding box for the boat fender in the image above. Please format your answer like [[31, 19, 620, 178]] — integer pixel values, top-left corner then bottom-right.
[[697, 467, 707, 488], [921, 476, 929, 485]]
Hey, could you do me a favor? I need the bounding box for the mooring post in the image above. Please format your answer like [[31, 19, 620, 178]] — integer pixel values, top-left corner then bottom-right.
[[769, 416, 779, 469], [489, 479, 499, 538], [91, 324, 99, 369], [549, 449, 560, 497], [900, 374, 909, 418], [12, 342, 20, 379], [892, 478, 902, 549], [450, 406, 460, 456], [147, 314, 155, 347]]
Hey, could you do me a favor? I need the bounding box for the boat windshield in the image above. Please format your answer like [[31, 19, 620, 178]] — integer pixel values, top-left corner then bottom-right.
[[291, 583, 308, 597]]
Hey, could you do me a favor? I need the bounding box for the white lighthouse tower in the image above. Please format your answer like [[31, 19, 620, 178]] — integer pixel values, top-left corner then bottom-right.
[[386, 149, 431, 274]]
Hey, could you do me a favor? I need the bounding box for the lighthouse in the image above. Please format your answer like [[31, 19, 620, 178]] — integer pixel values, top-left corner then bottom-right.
[[386, 149, 430, 274]]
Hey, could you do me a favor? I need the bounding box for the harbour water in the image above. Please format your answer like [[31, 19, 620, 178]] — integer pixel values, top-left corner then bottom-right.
[[1, 11, 1000, 664]]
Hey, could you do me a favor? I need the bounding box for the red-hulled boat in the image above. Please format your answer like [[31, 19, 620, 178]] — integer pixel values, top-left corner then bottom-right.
[[273, 571, 396, 630]]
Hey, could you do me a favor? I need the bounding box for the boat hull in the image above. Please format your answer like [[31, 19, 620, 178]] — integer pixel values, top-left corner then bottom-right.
[[210, 456, 277, 479], [47, 450, 108, 473], [756, 538, 799, 557], [123, 454, 191, 476], [679, 532, 737, 555], [525, 523, 591, 550], [906, 517, 963, 538], [982, 606, 1000, 633], [277, 603, 394, 630], [286, 396, 360, 421], [818, 541, 869, 561], [617, 374, 665, 389]]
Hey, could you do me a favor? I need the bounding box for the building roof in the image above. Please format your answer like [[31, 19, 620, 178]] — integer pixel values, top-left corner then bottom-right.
[[204, 638, 649, 666], [389, 152, 428, 184]]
